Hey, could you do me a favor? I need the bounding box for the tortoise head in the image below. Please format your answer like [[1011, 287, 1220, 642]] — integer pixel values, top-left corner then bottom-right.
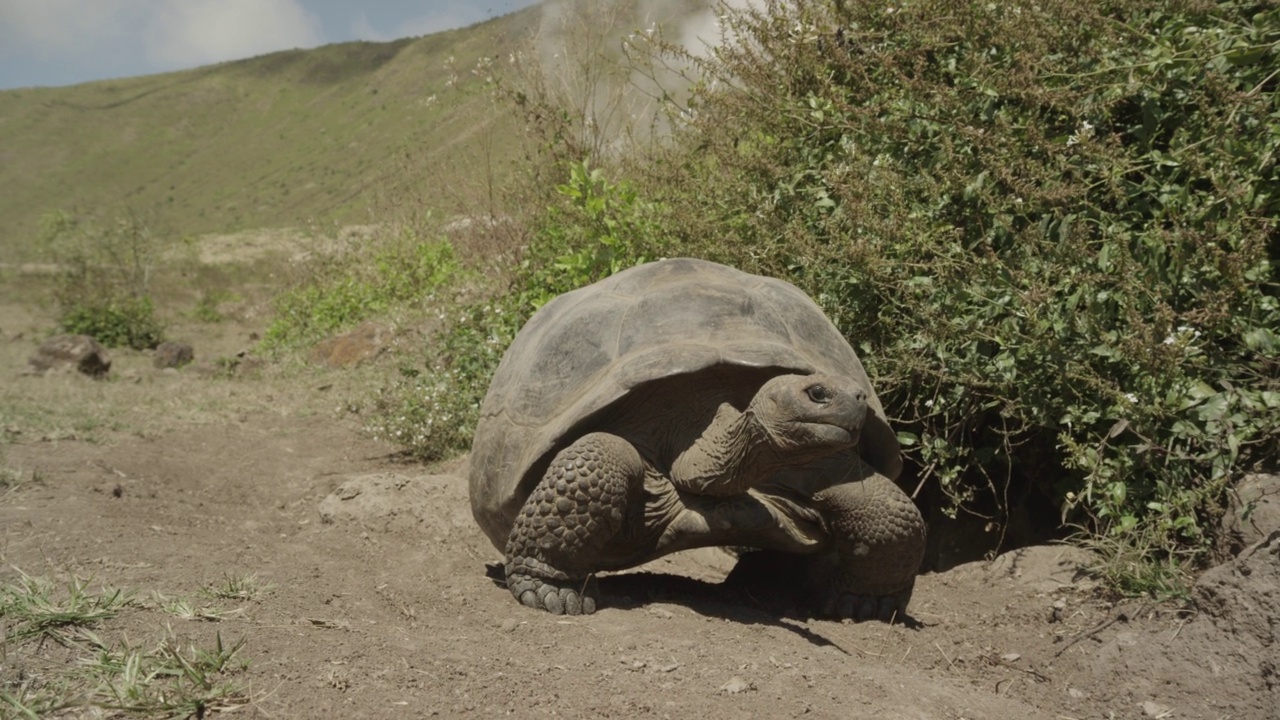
[[750, 373, 869, 458]]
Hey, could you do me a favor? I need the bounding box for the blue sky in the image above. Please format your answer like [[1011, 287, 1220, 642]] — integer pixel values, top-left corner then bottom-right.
[[0, 0, 542, 90]]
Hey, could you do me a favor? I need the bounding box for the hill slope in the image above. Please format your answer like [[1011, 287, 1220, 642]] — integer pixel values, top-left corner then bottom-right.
[[0, 9, 538, 262]]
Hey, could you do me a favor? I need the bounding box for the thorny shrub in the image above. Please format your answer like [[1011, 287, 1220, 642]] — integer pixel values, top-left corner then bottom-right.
[[40, 210, 165, 350], [365, 161, 662, 460], [381, 0, 1278, 594], [629, 0, 1279, 591]]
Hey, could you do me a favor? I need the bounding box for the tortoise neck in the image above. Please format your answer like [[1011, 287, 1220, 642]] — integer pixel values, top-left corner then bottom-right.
[[670, 404, 781, 496]]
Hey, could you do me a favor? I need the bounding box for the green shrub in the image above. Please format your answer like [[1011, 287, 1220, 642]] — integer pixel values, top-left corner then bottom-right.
[[59, 297, 164, 351], [40, 210, 165, 350], [629, 0, 1279, 591], [365, 161, 664, 461], [263, 227, 461, 350], [377, 0, 1278, 594]]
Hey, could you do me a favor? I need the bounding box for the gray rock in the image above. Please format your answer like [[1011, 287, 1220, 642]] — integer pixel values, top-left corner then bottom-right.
[[153, 341, 195, 369], [28, 334, 111, 377]]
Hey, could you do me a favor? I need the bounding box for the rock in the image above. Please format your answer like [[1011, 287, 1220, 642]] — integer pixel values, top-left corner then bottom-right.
[[720, 676, 754, 695], [310, 322, 392, 368], [153, 341, 194, 369], [1221, 474, 1280, 556], [28, 334, 111, 377]]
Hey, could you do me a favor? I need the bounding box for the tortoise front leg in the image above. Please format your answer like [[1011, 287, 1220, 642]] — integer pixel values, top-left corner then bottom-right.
[[808, 473, 926, 622], [504, 432, 645, 615]]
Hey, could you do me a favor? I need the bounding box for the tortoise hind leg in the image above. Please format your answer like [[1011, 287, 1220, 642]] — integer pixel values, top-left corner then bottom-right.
[[809, 473, 926, 622], [504, 432, 645, 615]]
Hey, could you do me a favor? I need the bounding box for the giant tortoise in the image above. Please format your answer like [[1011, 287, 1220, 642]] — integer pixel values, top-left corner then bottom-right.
[[469, 258, 925, 620]]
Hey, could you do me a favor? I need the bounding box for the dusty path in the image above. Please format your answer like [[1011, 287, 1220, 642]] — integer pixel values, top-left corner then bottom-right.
[[1, 325, 1276, 719]]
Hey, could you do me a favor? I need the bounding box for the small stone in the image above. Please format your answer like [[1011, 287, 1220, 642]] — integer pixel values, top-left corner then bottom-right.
[[309, 322, 391, 368], [1067, 688, 1086, 699], [153, 341, 194, 369], [1001, 652, 1021, 662], [720, 676, 753, 695], [28, 334, 111, 377], [1141, 700, 1173, 718], [499, 619, 519, 633]]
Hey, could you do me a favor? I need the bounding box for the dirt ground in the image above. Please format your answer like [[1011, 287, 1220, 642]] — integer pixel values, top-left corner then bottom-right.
[[2, 297, 1277, 719]]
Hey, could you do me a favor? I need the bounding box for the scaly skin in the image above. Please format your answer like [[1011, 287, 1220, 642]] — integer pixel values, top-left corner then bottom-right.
[[809, 474, 926, 621], [504, 433, 644, 615]]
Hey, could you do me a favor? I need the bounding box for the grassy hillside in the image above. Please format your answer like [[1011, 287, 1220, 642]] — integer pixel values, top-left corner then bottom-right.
[[0, 8, 539, 262]]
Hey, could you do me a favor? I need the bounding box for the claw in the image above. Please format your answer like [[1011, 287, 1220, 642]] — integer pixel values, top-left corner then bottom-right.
[[506, 571, 599, 615], [838, 595, 857, 619], [857, 597, 877, 621], [824, 590, 909, 623]]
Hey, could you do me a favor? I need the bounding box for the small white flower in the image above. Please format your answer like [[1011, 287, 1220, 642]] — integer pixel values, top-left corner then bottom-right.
[[1123, 393, 1138, 403]]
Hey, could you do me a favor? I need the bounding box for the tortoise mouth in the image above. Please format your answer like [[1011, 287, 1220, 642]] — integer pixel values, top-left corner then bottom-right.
[[799, 422, 861, 451]]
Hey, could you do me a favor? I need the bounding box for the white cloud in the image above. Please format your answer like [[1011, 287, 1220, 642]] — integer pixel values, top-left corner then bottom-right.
[[394, 10, 482, 37], [0, 0, 133, 53], [351, 9, 484, 43], [351, 12, 387, 42], [143, 0, 325, 68]]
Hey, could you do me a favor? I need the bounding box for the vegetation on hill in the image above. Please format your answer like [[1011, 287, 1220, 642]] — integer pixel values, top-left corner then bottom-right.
[[0, 9, 539, 263]]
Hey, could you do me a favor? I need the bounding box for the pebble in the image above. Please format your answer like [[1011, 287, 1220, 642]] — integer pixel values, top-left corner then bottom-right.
[[721, 676, 753, 695], [499, 618, 519, 633]]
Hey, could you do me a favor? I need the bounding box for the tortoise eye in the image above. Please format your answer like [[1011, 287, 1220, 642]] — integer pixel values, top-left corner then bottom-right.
[[805, 384, 833, 403]]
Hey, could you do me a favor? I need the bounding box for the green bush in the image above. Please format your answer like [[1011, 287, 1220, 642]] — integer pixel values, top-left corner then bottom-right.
[[629, 0, 1278, 590], [40, 210, 165, 350], [59, 297, 164, 351], [380, 0, 1278, 593], [365, 161, 664, 461], [263, 228, 461, 350]]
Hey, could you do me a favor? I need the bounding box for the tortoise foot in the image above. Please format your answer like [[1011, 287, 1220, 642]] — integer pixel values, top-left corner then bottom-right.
[[505, 568, 599, 615], [821, 585, 912, 623], [502, 433, 644, 615]]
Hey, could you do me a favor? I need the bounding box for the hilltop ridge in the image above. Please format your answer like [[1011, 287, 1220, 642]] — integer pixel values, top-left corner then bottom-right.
[[0, 8, 539, 261]]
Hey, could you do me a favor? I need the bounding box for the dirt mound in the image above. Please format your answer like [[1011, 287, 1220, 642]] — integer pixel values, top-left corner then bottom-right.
[[319, 471, 473, 536]]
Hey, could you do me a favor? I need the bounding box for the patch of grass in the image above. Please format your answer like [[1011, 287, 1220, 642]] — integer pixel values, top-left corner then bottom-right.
[[191, 289, 234, 323], [0, 572, 134, 644], [80, 629, 250, 718], [0, 680, 78, 719], [1, 573, 253, 718], [153, 595, 241, 623], [200, 572, 272, 602], [263, 226, 462, 351]]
